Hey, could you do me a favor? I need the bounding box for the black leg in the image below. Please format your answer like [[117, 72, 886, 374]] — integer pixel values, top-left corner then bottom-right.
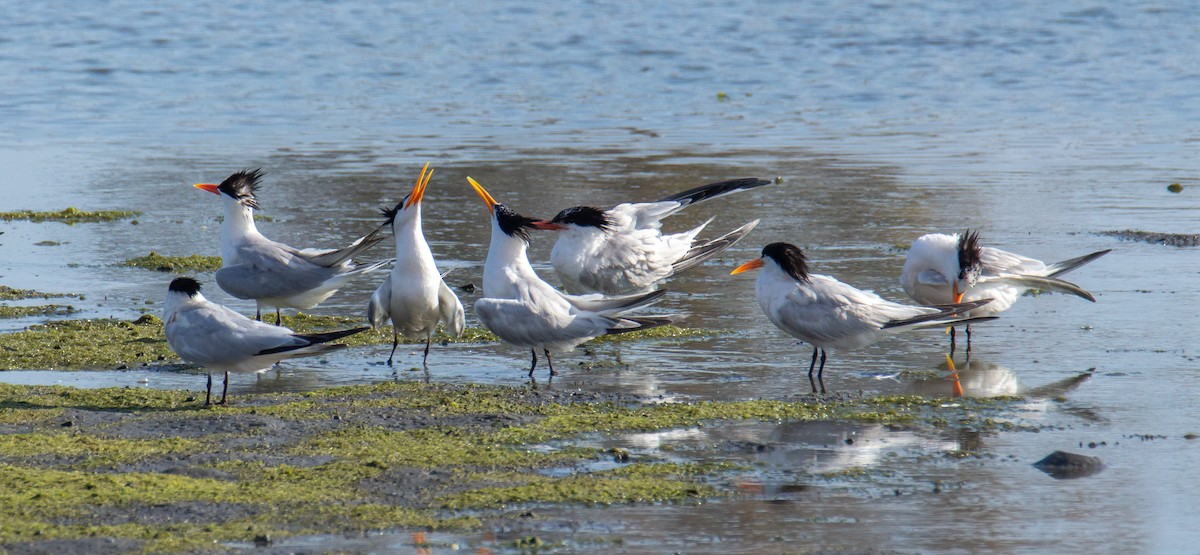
[[965, 324, 973, 352], [219, 371, 229, 405], [545, 349, 556, 377], [205, 373, 213, 406], [817, 349, 827, 394], [807, 347, 819, 393], [422, 337, 432, 369], [275, 308, 283, 326], [255, 307, 262, 322], [528, 349, 538, 378], [387, 333, 399, 367], [949, 326, 957, 355]]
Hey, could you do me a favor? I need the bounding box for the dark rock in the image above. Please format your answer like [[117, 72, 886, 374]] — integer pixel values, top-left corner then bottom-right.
[[1034, 450, 1103, 479]]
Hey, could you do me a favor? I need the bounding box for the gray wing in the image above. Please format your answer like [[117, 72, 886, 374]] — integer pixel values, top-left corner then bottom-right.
[[367, 277, 392, 328], [475, 297, 611, 347], [216, 242, 337, 300], [167, 304, 304, 365], [438, 279, 465, 337], [980, 247, 1045, 276]]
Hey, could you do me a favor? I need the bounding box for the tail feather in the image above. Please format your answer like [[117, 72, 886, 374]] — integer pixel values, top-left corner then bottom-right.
[[302, 224, 389, 268], [672, 219, 760, 275], [882, 299, 994, 329], [256, 326, 369, 356], [656, 177, 772, 207], [566, 289, 667, 315], [606, 315, 677, 335], [1045, 249, 1111, 278], [983, 274, 1096, 302]]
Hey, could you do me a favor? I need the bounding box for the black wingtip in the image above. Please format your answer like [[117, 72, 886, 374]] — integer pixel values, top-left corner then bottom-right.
[[168, 277, 202, 297], [656, 177, 773, 206]]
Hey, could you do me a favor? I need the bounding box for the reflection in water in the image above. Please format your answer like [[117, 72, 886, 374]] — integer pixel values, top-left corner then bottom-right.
[[909, 355, 1021, 398]]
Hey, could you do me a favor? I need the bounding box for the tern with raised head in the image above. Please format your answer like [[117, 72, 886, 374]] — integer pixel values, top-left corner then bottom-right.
[[900, 230, 1110, 349], [468, 177, 674, 379], [732, 242, 996, 393], [194, 169, 393, 324], [538, 177, 771, 295], [163, 277, 367, 405], [367, 164, 465, 368]]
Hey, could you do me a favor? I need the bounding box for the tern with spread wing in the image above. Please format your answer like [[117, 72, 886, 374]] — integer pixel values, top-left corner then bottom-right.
[[194, 169, 393, 324], [468, 177, 675, 379], [538, 177, 771, 295], [900, 230, 1110, 349], [366, 164, 465, 368], [732, 242, 996, 393], [163, 277, 367, 405]]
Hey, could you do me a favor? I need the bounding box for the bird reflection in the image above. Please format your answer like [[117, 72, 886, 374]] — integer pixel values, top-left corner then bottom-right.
[[908, 354, 1020, 398]]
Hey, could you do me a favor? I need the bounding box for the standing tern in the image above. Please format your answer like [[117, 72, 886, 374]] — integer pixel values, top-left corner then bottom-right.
[[163, 277, 367, 405], [900, 230, 1110, 349], [732, 242, 996, 393], [467, 177, 675, 379], [366, 164, 465, 368], [194, 169, 393, 323], [538, 177, 771, 295]]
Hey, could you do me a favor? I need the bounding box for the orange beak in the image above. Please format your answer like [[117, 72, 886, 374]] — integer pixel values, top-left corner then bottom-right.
[[405, 163, 433, 209], [731, 258, 764, 275], [193, 183, 220, 195], [466, 177, 498, 214], [952, 282, 964, 304]]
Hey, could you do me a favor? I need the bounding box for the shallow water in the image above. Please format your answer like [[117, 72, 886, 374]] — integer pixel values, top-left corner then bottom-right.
[[2, 1, 1199, 552]]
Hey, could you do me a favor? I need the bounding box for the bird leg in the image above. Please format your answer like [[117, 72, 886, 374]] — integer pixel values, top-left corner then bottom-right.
[[255, 307, 262, 322], [544, 349, 557, 377], [386, 333, 399, 367], [275, 308, 283, 326], [205, 373, 213, 406], [528, 349, 539, 378], [817, 349, 827, 395], [948, 326, 957, 355], [422, 337, 432, 369], [807, 348, 819, 394], [219, 371, 229, 405], [965, 324, 973, 352]]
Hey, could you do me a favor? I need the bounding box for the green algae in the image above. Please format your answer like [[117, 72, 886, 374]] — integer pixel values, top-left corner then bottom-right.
[[119, 252, 224, 272], [0, 304, 77, 318], [0, 207, 140, 224], [0, 285, 78, 301], [0, 381, 1024, 552]]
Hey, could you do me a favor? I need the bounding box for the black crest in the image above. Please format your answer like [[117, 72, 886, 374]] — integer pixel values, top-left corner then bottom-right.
[[549, 206, 612, 231], [168, 277, 202, 297], [379, 198, 407, 226], [762, 242, 810, 283], [218, 169, 263, 209], [956, 229, 983, 278], [495, 204, 540, 243]]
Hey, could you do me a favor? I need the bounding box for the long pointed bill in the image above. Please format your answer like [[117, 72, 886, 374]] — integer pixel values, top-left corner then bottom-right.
[[193, 183, 220, 195], [531, 220, 565, 230], [466, 177, 498, 214], [731, 258, 765, 275], [952, 282, 964, 304], [405, 163, 433, 209]]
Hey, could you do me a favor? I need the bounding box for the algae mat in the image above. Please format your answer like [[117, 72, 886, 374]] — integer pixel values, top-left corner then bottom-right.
[[0, 381, 1018, 553]]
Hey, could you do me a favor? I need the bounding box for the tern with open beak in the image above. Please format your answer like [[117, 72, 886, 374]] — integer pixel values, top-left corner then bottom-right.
[[467, 177, 675, 380], [366, 164, 465, 368], [733, 242, 996, 393]]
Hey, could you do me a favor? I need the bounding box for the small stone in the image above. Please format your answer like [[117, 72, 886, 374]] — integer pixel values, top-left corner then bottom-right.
[[60, 420, 73, 427], [1168, 183, 1183, 193], [1034, 450, 1103, 479]]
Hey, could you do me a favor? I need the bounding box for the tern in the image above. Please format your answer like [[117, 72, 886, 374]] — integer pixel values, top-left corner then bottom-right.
[[467, 177, 675, 379], [538, 177, 771, 295], [366, 164, 465, 367], [732, 242, 996, 393], [900, 230, 1110, 349], [163, 277, 367, 405], [194, 169, 393, 324]]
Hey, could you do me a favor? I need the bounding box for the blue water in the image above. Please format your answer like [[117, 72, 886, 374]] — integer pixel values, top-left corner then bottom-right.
[[2, 1, 1199, 553]]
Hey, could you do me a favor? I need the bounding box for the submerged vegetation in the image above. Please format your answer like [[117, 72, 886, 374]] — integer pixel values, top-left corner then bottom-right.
[[0, 207, 140, 224], [0, 381, 1019, 552], [119, 252, 224, 272]]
